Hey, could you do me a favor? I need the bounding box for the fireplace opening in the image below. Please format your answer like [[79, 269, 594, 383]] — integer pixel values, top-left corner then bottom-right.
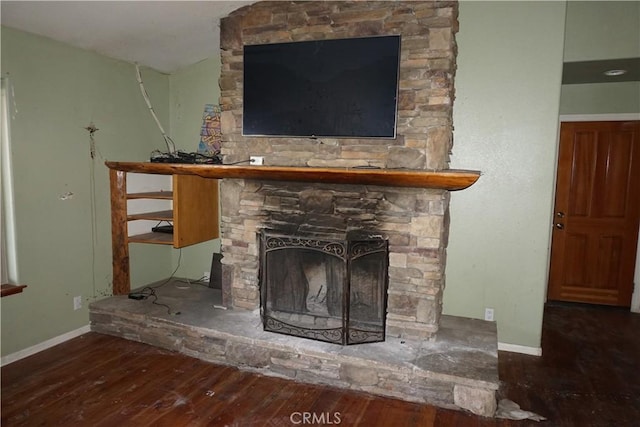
[[259, 231, 389, 345]]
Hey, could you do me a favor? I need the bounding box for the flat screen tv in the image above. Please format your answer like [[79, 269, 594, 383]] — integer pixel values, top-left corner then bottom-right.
[[243, 35, 401, 138]]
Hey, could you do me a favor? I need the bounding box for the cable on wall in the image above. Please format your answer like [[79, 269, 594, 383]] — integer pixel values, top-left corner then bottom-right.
[[135, 63, 176, 155], [84, 122, 100, 299]]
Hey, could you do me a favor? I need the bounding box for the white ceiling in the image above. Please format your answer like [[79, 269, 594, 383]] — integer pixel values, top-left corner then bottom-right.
[[4, 1, 637, 83], [1, 1, 255, 74]]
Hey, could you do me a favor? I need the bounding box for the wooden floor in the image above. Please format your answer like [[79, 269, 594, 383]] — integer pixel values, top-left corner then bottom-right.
[[2, 302, 638, 426], [498, 302, 640, 427]]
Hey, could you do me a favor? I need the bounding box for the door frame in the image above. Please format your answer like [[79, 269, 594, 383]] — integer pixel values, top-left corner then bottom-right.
[[552, 113, 640, 312]]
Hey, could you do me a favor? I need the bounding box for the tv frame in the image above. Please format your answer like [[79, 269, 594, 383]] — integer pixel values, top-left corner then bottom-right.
[[242, 35, 402, 139]]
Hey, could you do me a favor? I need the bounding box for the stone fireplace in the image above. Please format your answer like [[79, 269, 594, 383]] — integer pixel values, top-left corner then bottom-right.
[[218, 0, 458, 340], [91, 2, 499, 415]]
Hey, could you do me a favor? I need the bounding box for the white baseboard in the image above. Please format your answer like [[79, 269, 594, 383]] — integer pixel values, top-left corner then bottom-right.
[[1, 324, 91, 367], [631, 288, 640, 313], [498, 342, 542, 356]]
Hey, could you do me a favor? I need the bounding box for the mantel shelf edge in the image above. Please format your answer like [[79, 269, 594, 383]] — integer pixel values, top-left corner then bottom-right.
[[105, 162, 480, 191]]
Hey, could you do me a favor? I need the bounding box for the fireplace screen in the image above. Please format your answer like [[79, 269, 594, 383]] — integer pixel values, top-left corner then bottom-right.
[[259, 231, 388, 345]]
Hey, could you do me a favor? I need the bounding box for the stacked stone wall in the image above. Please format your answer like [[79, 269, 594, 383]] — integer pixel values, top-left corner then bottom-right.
[[219, 1, 458, 338]]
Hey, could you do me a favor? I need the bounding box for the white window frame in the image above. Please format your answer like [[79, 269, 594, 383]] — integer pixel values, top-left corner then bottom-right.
[[1, 76, 19, 284]]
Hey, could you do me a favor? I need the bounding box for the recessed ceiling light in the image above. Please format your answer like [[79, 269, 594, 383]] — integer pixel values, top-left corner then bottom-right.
[[603, 69, 627, 77]]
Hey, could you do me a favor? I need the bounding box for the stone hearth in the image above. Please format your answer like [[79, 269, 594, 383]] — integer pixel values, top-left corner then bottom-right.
[[90, 280, 499, 416]]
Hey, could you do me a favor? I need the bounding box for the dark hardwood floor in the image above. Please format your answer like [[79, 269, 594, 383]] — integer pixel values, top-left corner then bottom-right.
[[497, 302, 640, 427], [2, 302, 638, 426]]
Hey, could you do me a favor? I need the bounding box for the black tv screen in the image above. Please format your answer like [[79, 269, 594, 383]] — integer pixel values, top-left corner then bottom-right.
[[243, 35, 401, 138]]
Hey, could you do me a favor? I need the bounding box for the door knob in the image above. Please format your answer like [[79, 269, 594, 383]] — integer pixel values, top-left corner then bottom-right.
[[555, 223, 564, 230], [556, 212, 565, 218]]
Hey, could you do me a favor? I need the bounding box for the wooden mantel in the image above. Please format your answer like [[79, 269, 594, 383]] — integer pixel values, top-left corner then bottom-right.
[[105, 161, 480, 191]]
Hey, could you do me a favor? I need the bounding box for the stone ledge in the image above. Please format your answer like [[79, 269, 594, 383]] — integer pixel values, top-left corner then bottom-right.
[[90, 281, 498, 416]]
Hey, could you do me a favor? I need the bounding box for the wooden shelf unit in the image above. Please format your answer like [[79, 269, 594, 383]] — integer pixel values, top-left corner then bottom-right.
[[109, 169, 219, 294]]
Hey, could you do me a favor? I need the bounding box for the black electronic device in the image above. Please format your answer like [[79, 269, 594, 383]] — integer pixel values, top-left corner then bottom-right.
[[243, 35, 401, 139], [152, 224, 174, 234], [150, 152, 222, 164], [208, 253, 223, 289]]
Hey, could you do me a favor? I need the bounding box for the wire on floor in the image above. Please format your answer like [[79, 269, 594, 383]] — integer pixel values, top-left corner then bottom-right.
[[127, 249, 183, 315]]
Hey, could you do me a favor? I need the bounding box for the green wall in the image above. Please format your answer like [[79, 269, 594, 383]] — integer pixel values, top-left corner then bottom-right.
[[168, 57, 222, 278], [0, 27, 173, 356], [560, 82, 640, 114], [444, 1, 567, 349], [564, 0, 639, 62], [561, 1, 640, 116]]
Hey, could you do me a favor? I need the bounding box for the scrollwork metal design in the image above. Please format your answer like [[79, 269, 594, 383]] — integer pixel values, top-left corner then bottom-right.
[[350, 239, 388, 259], [348, 328, 384, 344], [264, 315, 344, 344], [264, 235, 346, 258]]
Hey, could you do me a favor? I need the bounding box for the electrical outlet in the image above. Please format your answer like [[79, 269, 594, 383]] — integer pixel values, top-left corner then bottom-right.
[[250, 156, 264, 165], [203, 271, 210, 282], [74, 296, 82, 311], [484, 307, 494, 322]]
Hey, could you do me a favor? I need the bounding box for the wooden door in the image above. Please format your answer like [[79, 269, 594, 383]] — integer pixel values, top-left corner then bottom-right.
[[548, 121, 640, 306]]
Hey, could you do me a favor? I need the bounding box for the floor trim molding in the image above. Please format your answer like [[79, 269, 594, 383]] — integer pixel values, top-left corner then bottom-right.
[[1, 325, 90, 367], [498, 342, 542, 356]]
